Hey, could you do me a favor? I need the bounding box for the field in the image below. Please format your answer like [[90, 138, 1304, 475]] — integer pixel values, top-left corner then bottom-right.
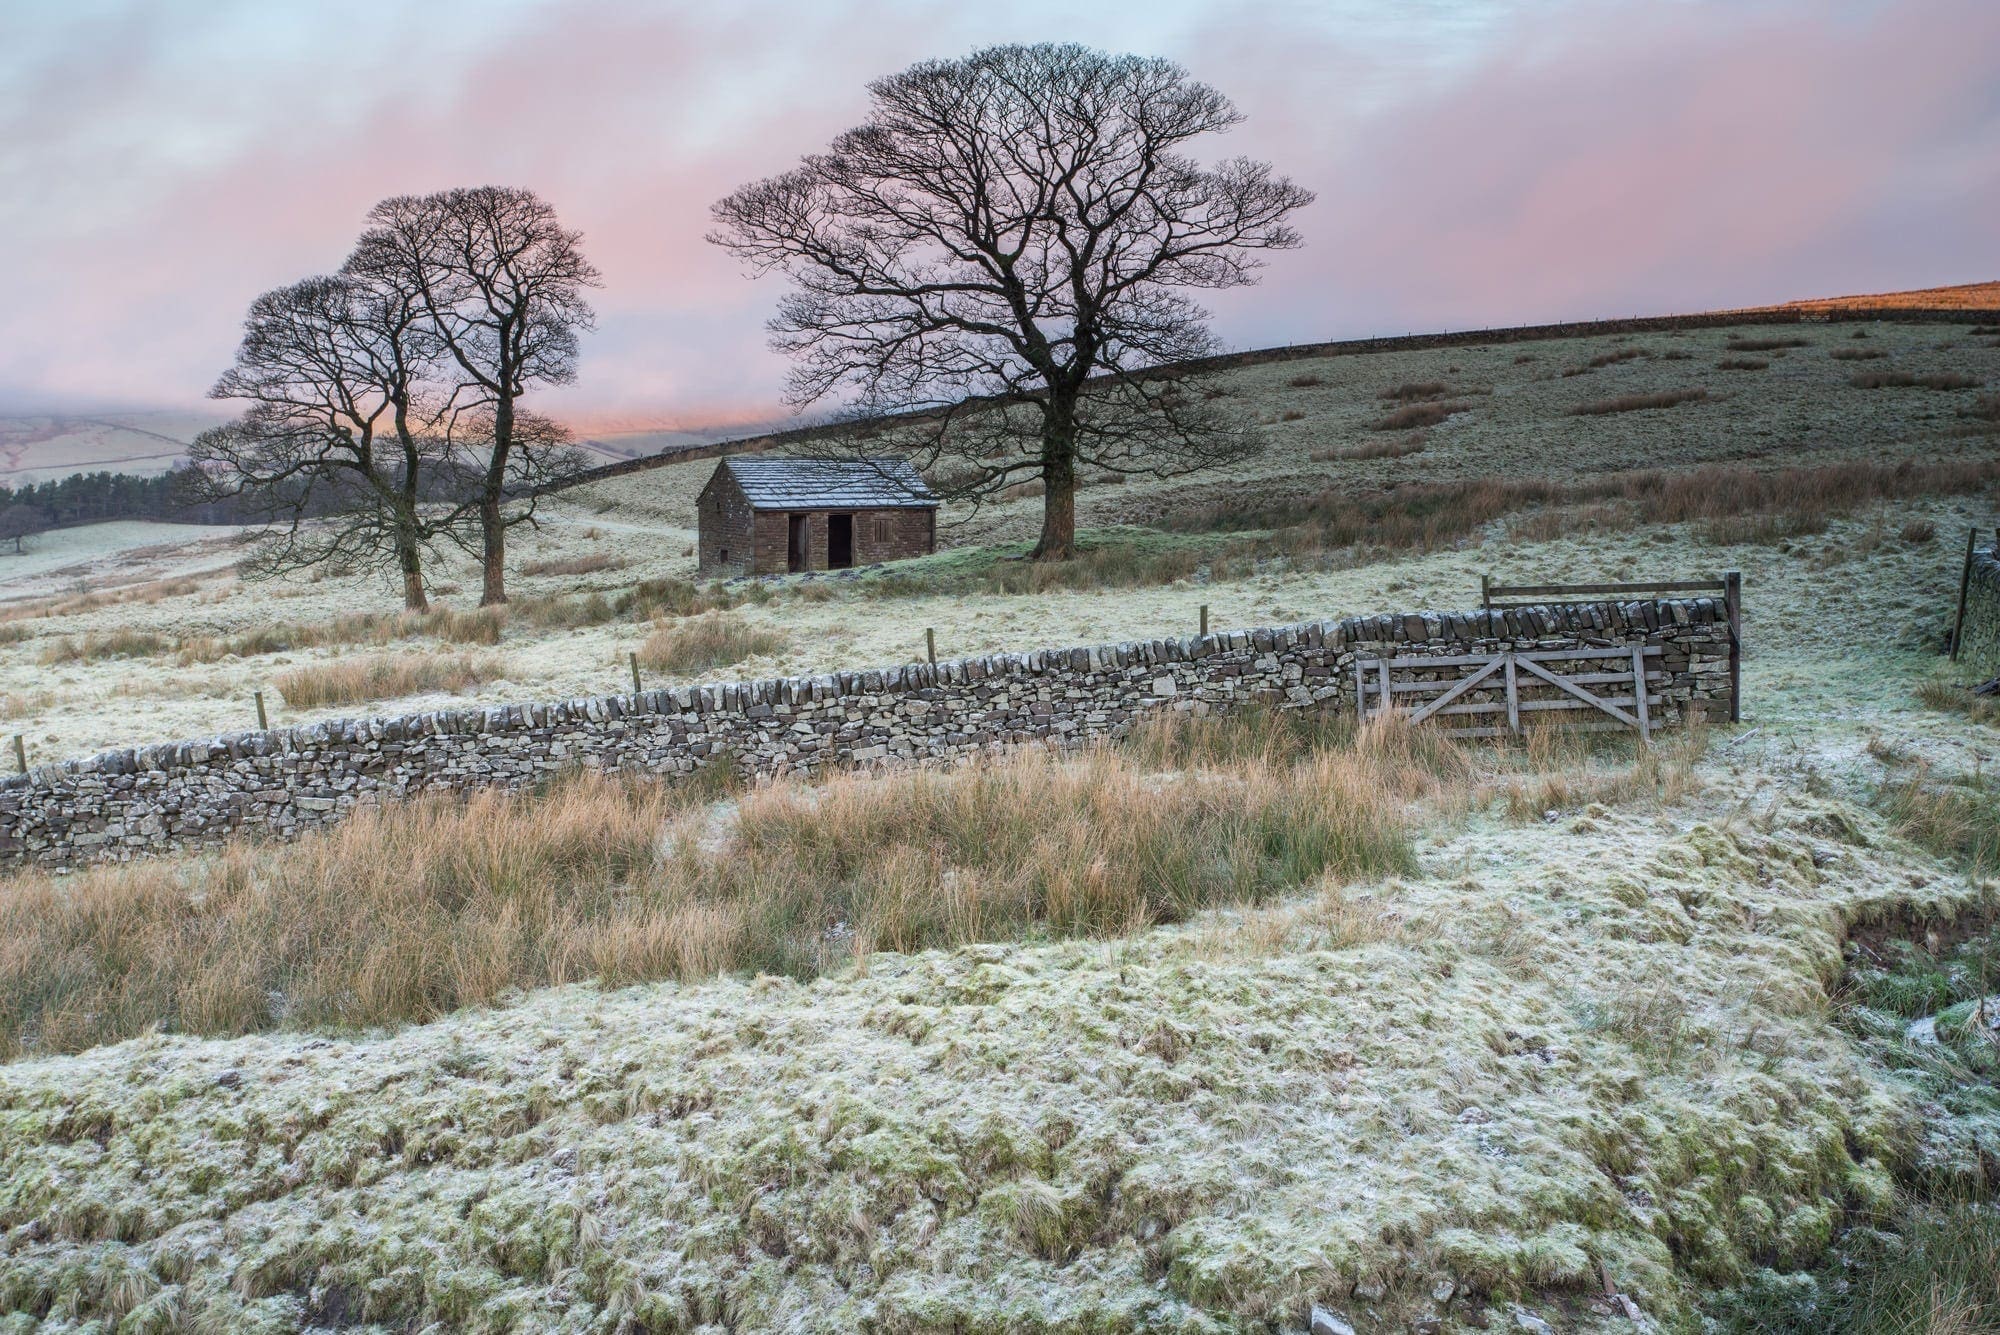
[[1, 314, 1998, 1331], [2, 317, 1996, 764]]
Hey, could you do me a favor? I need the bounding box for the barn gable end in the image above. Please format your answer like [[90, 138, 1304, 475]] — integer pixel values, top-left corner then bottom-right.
[[696, 457, 938, 576]]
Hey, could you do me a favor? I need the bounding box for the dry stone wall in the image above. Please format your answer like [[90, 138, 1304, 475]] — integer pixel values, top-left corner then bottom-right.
[[0, 598, 1734, 870], [1958, 543, 2000, 676]]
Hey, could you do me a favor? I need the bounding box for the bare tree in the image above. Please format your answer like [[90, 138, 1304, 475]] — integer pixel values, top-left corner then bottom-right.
[[710, 43, 1312, 559], [0, 505, 45, 554], [351, 187, 599, 604], [190, 272, 459, 609]]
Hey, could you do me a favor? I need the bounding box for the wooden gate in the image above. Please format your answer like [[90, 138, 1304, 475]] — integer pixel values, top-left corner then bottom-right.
[[1354, 646, 1664, 740]]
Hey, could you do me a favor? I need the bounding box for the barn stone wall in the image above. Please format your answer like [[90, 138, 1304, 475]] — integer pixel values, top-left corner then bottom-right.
[[1957, 543, 2000, 676], [0, 598, 1734, 870]]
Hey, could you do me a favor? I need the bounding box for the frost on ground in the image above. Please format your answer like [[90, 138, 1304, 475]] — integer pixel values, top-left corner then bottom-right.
[[0, 770, 1987, 1331], [1, 318, 1994, 1329], [0, 316, 1993, 762]]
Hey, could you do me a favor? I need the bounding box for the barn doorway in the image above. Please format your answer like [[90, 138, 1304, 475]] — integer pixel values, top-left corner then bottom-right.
[[827, 514, 854, 569], [787, 514, 808, 572]]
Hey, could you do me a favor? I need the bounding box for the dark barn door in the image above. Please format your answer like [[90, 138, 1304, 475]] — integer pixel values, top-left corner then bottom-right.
[[787, 514, 808, 572], [827, 514, 854, 569]]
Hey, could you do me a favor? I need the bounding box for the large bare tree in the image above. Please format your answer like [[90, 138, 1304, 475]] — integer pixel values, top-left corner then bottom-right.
[[192, 272, 459, 610], [710, 43, 1312, 559], [351, 187, 599, 604]]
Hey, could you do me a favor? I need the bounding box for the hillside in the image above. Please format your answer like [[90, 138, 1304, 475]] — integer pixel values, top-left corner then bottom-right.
[[2, 314, 1994, 764], [1, 308, 1996, 1330]]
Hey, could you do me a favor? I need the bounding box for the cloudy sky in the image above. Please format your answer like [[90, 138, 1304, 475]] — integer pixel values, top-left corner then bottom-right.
[[3, 0, 1995, 432]]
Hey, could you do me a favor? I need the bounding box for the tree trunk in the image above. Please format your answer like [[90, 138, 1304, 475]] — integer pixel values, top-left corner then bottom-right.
[[478, 499, 507, 605], [1030, 401, 1078, 561], [397, 536, 428, 612], [478, 396, 515, 605]]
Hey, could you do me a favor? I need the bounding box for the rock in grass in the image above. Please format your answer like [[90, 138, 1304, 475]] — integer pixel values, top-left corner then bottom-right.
[[1309, 1306, 1357, 1335]]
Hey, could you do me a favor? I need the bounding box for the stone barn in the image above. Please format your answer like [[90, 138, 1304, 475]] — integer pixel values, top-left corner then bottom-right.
[[697, 457, 939, 576]]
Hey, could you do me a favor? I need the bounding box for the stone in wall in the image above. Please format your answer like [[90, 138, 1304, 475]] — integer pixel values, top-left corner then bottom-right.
[[0, 598, 1735, 870], [1956, 545, 2000, 677]]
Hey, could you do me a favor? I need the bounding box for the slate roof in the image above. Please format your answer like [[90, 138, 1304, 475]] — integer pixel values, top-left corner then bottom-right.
[[717, 456, 938, 510]]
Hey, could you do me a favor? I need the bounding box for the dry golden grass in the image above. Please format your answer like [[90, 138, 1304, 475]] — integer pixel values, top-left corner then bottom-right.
[[520, 553, 629, 578], [635, 611, 786, 674], [0, 689, 53, 721], [1378, 380, 1450, 401], [1494, 723, 1707, 820], [1286, 372, 1324, 388], [1373, 400, 1473, 431], [1851, 371, 1983, 390], [1562, 347, 1648, 376], [0, 710, 1445, 1058], [1963, 394, 2000, 424], [1725, 336, 1811, 352], [1171, 455, 2000, 567], [1310, 433, 1428, 463], [1570, 388, 1709, 415], [36, 628, 172, 665], [172, 608, 506, 665], [271, 651, 508, 709]]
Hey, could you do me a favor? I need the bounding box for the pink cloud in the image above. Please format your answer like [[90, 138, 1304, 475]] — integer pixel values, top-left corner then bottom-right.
[[3, 0, 1995, 427]]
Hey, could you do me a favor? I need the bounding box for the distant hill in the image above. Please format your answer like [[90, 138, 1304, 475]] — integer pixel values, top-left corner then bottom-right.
[[0, 411, 227, 485], [1755, 279, 2000, 313], [10, 280, 1993, 489]]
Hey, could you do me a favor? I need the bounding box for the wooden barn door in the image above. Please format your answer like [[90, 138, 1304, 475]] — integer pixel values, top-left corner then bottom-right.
[[787, 515, 808, 572], [827, 514, 854, 569]]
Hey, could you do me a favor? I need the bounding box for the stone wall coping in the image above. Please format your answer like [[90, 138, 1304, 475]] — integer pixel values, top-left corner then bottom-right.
[[3, 596, 1724, 792]]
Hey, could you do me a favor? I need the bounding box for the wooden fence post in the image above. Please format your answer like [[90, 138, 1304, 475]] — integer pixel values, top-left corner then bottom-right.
[[1952, 526, 1977, 663], [1481, 574, 1492, 612], [1724, 571, 1742, 724], [10, 735, 23, 775], [254, 690, 268, 731], [1199, 604, 1209, 637], [630, 652, 643, 693], [925, 627, 936, 665]]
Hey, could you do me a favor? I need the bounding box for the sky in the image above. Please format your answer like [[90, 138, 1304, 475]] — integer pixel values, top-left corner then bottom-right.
[[2, 0, 1996, 433]]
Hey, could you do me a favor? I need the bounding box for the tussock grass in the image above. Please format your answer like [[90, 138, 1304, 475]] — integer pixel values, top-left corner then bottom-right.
[[1495, 723, 1707, 819], [1963, 393, 2000, 424], [635, 612, 786, 674], [862, 527, 1225, 597], [1726, 335, 1811, 352], [1373, 400, 1473, 430], [520, 553, 629, 578], [1716, 357, 1769, 371], [1562, 347, 1647, 376], [1852, 371, 1983, 390], [1310, 433, 1428, 463], [1286, 372, 1323, 388], [1378, 380, 1450, 401], [36, 629, 172, 664], [172, 608, 507, 664], [1570, 388, 1709, 415], [0, 690, 53, 720], [0, 711, 1439, 1059], [1901, 519, 1937, 544], [1168, 456, 2000, 569], [1916, 679, 2000, 728], [0, 576, 203, 626], [1877, 765, 2000, 875], [272, 651, 508, 710], [1828, 347, 1887, 361]]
